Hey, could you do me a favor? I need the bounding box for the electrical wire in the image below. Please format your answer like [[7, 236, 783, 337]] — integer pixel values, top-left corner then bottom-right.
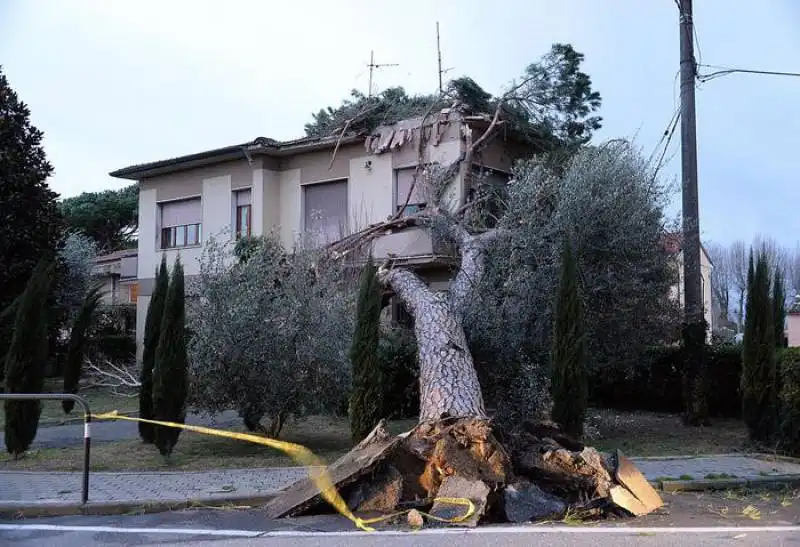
[[697, 64, 800, 83], [651, 110, 681, 180]]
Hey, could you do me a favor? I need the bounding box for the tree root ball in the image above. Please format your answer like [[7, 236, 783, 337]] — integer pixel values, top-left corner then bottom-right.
[[264, 418, 663, 527]]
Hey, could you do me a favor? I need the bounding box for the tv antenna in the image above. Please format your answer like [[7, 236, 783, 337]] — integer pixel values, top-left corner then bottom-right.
[[436, 22, 454, 93], [367, 50, 398, 98]]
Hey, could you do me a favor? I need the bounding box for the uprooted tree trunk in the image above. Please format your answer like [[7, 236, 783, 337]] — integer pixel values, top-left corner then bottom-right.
[[265, 100, 663, 527]]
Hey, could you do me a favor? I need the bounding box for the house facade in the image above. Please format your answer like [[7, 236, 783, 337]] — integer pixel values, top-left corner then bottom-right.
[[663, 233, 715, 339], [110, 109, 524, 361], [787, 296, 800, 347], [92, 249, 139, 306]]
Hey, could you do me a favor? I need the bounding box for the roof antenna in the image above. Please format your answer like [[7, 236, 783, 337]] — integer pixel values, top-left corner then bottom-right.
[[436, 22, 454, 94], [367, 50, 399, 98]]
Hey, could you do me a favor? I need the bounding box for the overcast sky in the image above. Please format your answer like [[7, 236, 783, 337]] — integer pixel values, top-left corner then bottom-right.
[[2, 0, 798, 247]]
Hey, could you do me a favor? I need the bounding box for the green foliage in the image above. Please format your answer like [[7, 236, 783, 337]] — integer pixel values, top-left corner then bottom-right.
[[0, 295, 21, 383], [349, 259, 384, 443], [59, 184, 138, 252], [304, 86, 439, 137], [0, 67, 63, 319], [550, 238, 588, 438], [62, 285, 103, 413], [773, 268, 786, 347], [233, 235, 267, 264], [377, 326, 419, 420], [3, 258, 54, 457], [741, 252, 777, 444], [589, 344, 743, 418], [152, 258, 188, 456], [777, 348, 800, 455], [303, 44, 601, 157], [140, 256, 169, 444]]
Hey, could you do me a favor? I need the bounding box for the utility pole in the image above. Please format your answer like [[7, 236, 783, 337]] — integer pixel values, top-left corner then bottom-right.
[[437, 21, 443, 93], [367, 50, 398, 98], [678, 0, 706, 425]]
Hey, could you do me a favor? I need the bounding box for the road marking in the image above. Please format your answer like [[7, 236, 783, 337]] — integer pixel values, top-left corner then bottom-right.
[[1, 524, 800, 537]]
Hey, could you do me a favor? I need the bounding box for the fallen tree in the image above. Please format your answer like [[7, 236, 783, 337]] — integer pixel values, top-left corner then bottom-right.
[[265, 85, 664, 526]]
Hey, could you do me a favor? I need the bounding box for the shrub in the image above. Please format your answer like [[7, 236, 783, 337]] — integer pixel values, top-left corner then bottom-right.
[[188, 234, 354, 433], [90, 333, 136, 363], [349, 259, 384, 442], [551, 238, 588, 438], [152, 257, 188, 457], [139, 256, 169, 443], [777, 348, 800, 456], [378, 326, 419, 419], [62, 285, 103, 413], [4, 258, 54, 457], [588, 344, 742, 418], [741, 252, 777, 443]]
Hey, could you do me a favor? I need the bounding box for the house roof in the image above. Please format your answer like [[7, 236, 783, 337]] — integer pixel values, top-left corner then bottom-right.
[[108, 107, 494, 181], [109, 133, 363, 180], [661, 232, 714, 268]]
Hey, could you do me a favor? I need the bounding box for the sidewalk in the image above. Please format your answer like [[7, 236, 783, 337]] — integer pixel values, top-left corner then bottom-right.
[[2, 454, 800, 515]]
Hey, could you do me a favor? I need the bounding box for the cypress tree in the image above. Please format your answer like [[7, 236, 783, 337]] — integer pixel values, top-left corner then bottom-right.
[[349, 257, 384, 443], [152, 257, 188, 457], [550, 238, 588, 439], [773, 267, 786, 348], [4, 258, 54, 457], [741, 252, 777, 444], [139, 255, 169, 443], [62, 285, 103, 413]]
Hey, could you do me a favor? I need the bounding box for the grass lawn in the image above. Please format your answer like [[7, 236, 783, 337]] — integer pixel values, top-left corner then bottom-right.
[[0, 415, 418, 472], [0, 378, 139, 430], [590, 408, 750, 457], [0, 408, 750, 472]]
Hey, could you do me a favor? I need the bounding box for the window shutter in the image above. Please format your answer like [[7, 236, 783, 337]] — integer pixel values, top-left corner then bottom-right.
[[396, 168, 424, 205], [160, 198, 201, 227], [303, 180, 348, 246]]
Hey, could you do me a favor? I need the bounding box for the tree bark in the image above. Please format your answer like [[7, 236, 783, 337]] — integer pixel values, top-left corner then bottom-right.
[[377, 218, 502, 422], [377, 266, 485, 421]]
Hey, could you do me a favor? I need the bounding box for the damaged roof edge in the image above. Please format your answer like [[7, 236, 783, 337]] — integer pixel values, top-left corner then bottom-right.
[[109, 134, 364, 180]]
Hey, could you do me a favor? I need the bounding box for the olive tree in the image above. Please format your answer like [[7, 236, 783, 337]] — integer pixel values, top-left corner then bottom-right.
[[187, 233, 355, 437]]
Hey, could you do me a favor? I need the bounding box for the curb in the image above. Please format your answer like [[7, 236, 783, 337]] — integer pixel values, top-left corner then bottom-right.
[[0, 493, 278, 519], [650, 475, 800, 493]]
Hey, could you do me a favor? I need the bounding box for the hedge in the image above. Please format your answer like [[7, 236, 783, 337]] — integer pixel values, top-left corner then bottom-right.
[[778, 348, 800, 455], [589, 344, 743, 418]]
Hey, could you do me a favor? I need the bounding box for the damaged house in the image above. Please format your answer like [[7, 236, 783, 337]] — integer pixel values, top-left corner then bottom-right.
[[109, 107, 531, 361]]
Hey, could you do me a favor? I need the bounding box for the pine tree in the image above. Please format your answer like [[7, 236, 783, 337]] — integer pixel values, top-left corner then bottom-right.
[[550, 238, 588, 439], [349, 258, 385, 443], [139, 255, 169, 443], [773, 267, 786, 348], [4, 258, 54, 457], [741, 252, 777, 443], [0, 67, 63, 319], [62, 285, 103, 413], [152, 257, 188, 457]]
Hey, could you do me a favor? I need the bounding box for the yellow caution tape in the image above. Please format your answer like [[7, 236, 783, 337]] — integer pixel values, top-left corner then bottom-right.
[[92, 411, 475, 531]]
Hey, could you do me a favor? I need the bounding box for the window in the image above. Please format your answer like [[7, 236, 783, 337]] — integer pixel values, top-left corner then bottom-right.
[[395, 167, 426, 217], [160, 198, 202, 249], [128, 283, 139, 303], [234, 189, 252, 239], [303, 180, 348, 247]]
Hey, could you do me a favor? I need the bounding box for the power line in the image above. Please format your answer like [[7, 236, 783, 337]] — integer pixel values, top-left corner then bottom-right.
[[697, 64, 800, 83], [651, 109, 681, 179]]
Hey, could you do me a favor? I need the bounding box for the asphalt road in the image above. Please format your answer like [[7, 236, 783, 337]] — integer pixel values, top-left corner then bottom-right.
[[4, 491, 800, 547], [0, 410, 242, 450]]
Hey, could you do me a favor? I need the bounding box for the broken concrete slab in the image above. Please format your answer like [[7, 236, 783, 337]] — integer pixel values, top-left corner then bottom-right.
[[502, 481, 566, 523], [428, 476, 490, 527], [614, 450, 664, 513], [347, 464, 403, 513], [608, 485, 649, 516]]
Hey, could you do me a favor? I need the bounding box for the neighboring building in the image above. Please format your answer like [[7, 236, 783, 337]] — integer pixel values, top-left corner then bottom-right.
[[109, 108, 528, 361], [787, 296, 800, 347], [663, 233, 714, 340], [92, 249, 139, 306]]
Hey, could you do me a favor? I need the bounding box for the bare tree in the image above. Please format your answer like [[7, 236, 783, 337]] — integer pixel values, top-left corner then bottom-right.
[[788, 243, 800, 297], [729, 239, 749, 330], [706, 242, 731, 326]]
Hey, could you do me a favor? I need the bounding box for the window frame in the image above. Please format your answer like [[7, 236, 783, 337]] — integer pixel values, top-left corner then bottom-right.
[[394, 166, 428, 217], [161, 222, 202, 249], [235, 203, 252, 240]]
